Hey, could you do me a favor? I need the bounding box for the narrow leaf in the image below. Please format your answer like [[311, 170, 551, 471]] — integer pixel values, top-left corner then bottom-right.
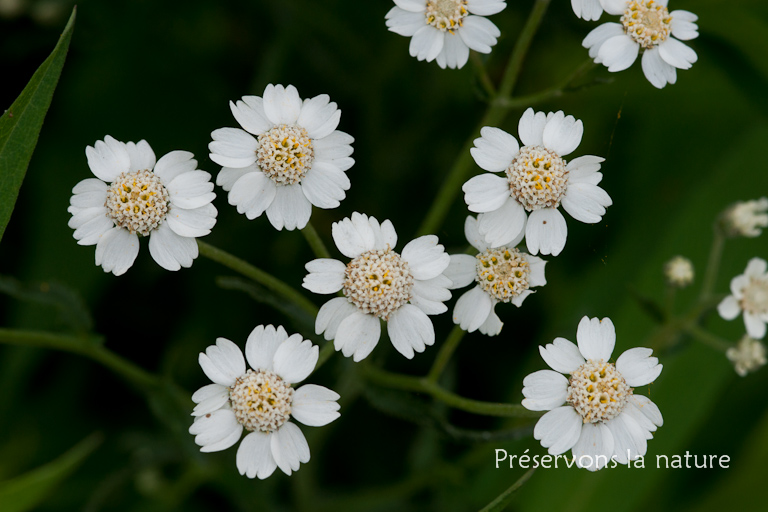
[[0, 7, 77, 243]]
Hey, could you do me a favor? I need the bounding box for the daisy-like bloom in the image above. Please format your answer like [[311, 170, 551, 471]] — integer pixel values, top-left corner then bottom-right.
[[443, 216, 546, 335], [522, 317, 663, 471], [718, 258, 768, 340], [68, 136, 216, 276], [583, 0, 699, 89], [210, 84, 354, 231], [664, 255, 694, 288], [726, 335, 767, 377], [189, 326, 340, 479], [722, 198, 768, 238], [463, 108, 612, 256], [385, 0, 506, 70], [303, 212, 451, 361]]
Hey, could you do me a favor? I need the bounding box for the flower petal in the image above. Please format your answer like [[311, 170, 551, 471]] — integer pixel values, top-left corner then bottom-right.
[[262, 84, 302, 126], [542, 111, 583, 157], [477, 197, 527, 248], [166, 203, 217, 238], [272, 334, 318, 384], [658, 37, 697, 70], [265, 184, 312, 231], [198, 337, 245, 387], [230, 96, 272, 136], [464, 214, 490, 252], [154, 150, 197, 184], [463, 174, 512, 213], [291, 384, 341, 427], [453, 285, 492, 332], [525, 208, 567, 256], [237, 431, 277, 479], [334, 311, 381, 361], [148, 222, 198, 271], [209, 127, 258, 168], [444, 254, 477, 289], [124, 140, 156, 173], [533, 406, 583, 455], [572, 422, 614, 471], [539, 337, 585, 374], [641, 46, 677, 89], [518, 108, 548, 147], [401, 235, 450, 280], [86, 135, 130, 182], [95, 227, 139, 276], [270, 422, 310, 476], [522, 370, 569, 411], [616, 347, 662, 386], [315, 297, 357, 341], [606, 412, 647, 464], [331, 212, 379, 258], [387, 304, 435, 359], [717, 295, 741, 320], [245, 324, 289, 372], [597, 35, 639, 72]]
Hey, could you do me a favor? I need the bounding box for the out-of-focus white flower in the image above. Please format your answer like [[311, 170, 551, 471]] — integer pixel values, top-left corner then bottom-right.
[[723, 198, 768, 238], [385, 0, 506, 69], [718, 258, 768, 340], [303, 212, 451, 361], [726, 335, 766, 377], [522, 316, 663, 471], [664, 255, 694, 288], [443, 217, 546, 335], [68, 136, 216, 276]]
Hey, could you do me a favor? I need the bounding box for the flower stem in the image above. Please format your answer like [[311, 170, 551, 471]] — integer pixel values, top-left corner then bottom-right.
[[685, 324, 732, 353], [426, 325, 465, 383], [301, 221, 332, 260], [416, 0, 552, 237], [471, 52, 497, 99], [197, 239, 317, 317], [364, 365, 540, 418], [701, 224, 726, 299], [479, 467, 536, 512]]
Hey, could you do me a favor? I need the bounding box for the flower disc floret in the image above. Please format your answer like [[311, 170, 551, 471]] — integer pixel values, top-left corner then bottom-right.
[[105, 169, 170, 236], [475, 247, 531, 302], [257, 125, 314, 185], [343, 248, 414, 319], [230, 369, 294, 433], [506, 145, 569, 211], [426, 0, 468, 32], [567, 360, 633, 423], [622, 0, 672, 49]]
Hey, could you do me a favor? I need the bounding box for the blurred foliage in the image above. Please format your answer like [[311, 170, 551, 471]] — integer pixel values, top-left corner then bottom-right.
[[1, 0, 768, 511]]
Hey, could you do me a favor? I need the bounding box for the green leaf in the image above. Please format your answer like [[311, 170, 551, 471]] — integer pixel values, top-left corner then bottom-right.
[[0, 7, 76, 243], [0, 433, 101, 512]]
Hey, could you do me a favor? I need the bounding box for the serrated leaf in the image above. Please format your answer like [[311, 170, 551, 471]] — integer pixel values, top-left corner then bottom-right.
[[0, 433, 101, 512], [0, 7, 76, 243]]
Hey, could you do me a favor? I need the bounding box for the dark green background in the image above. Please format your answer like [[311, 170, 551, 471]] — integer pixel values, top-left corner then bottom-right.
[[1, 0, 767, 510]]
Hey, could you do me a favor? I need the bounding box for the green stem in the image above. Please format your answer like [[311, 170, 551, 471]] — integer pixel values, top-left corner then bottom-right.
[[0, 329, 159, 389], [479, 467, 536, 512], [664, 285, 676, 318], [495, 59, 598, 109], [416, 0, 552, 237], [471, 52, 496, 98], [685, 324, 731, 353], [301, 221, 332, 260], [365, 365, 540, 418], [426, 325, 465, 383], [197, 239, 317, 317], [701, 225, 725, 299]]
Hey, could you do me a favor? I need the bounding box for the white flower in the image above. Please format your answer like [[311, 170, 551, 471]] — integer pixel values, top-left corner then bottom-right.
[[664, 255, 694, 287], [723, 198, 768, 238], [522, 316, 663, 471], [718, 258, 768, 340], [570, 0, 617, 21], [583, 0, 699, 89], [189, 325, 340, 479], [726, 335, 767, 377], [210, 84, 354, 231], [303, 212, 451, 361], [444, 216, 546, 335], [462, 108, 612, 256], [68, 136, 216, 276], [385, 0, 506, 69]]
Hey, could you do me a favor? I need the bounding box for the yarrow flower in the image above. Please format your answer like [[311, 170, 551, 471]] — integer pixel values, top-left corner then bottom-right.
[[523, 317, 663, 470], [722, 198, 768, 238], [583, 0, 699, 89], [210, 84, 354, 231], [68, 136, 216, 276], [718, 258, 768, 340], [385, 0, 506, 69], [463, 108, 612, 256], [303, 212, 451, 361], [664, 255, 694, 288], [189, 326, 340, 479], [443, 216, 546, 335], [726, 335, 766, 377]]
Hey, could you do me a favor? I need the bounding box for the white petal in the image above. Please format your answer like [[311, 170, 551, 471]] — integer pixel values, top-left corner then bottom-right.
[[166, 203, 217, 238], [582, 23, 624, 59], [470, 126, 519, 173], [458, 15, 499, 54], [576, 316, 616, 362], [464, 215, 490, 252], [467, 0, 507, 16], [237, 431, 277, 479], [271, 422, 310, 476], [303, 258, 346, 294], [561, 182, 612, 224], [717, 295, 741, 320], [301, 162, 347, 209], [209, 127, 258, 168], [272, 334, 318, 384], [191, 383, 228, 403], [313, 130, 354, 160], [148, 222, 198, 271], [291, 384, 341, 427], [167, 171, 216, 209], [444, 254, 477, 289], [437, 32, 470, 69], [190, 409, 243, 452], [522, 370, 569, 411], [526, 254, 547, 287], [598, 0, 626, 16], [571, 0, 603, 21], [334, 311, 381, 362], [69, 187, 107, 209], [371, 218, 398, 251], [532, 406, 583, 455], [401, 235, 450, 280], [245, 324, 289, 372], [191, 384, 230, 417], [518, 108, 548, 147], [641, 46, 677, 89], [616, 347, 662, 386], [629, 395, 663, 427], [744, 257, 767, 277], [198, 337, 246, 387], [572, 422, 614, 471], [94, 227, 139, 276], [228, 171, 277, 220], [393, 0, 427, 13], [597, 35, 639, 72], [262, 84, 302, 126], [606, 412, 647, 464], [315, 296, 358, 341], [124, 140, 156, 173], [539, 337, 585, 374], [453, 286, 492, 332], [387, 304, 435, 359], [154, 151, 197, 184], [525, 208, 567, 256], [230, 96, 272, 136], [410, 274, 452, 315], [298, 94, 341, 140], [477, 197, 527, 248], [510, 289, 534, 307], [72, 213, 113, 246], [85, 135, 130, 182], [409, 26, 444, 62], [658, 37, 697, 70], [542, 111, 583, 157], [566, 155, 604, 183], [265, 184, 312, 231], [670, 11, 699, 40], [463, 174, 511, 213], [386, 7, 426, 37], [744, 312, 767, 340], [478, 308, 503, 336], [331, 212, 379, 258]]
